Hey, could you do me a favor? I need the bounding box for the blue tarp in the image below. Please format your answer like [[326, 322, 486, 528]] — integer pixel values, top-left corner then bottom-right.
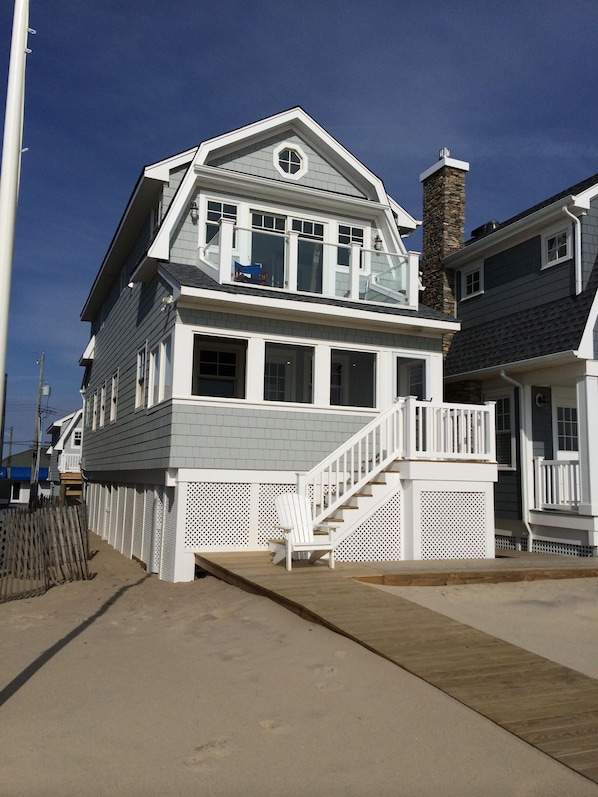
[[0, 467, 49, 481]]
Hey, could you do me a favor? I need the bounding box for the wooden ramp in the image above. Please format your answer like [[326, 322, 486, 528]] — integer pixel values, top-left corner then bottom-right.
[[197, 551, 598, 784]]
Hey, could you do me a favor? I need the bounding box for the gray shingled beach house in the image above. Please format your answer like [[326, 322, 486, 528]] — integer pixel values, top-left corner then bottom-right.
[[80, 109, 497, 581]]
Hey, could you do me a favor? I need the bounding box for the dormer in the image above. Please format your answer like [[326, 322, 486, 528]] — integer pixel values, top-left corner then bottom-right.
[[133, 108, 422, 309]]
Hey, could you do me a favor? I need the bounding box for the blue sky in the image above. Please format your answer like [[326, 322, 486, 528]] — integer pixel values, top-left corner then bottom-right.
[[1, 0, 597, 454]]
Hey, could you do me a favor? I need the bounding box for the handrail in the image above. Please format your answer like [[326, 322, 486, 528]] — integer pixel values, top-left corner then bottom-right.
[[299, 398, 495, 524]]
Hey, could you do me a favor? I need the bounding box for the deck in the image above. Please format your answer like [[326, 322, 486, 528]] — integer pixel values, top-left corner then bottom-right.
[[197, 550, 598, 784]]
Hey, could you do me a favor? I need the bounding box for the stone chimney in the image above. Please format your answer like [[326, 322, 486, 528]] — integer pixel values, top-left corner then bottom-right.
[[419, 148, 469, 316]]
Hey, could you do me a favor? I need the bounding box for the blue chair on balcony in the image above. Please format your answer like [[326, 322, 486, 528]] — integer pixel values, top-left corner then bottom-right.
[[234, 262, 269, 285]]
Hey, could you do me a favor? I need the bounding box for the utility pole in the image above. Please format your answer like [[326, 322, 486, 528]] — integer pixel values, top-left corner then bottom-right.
[[29, 350, 43, 507], [0, 0, 34, 436]]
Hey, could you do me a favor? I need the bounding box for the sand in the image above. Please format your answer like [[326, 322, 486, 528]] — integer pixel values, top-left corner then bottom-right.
[[1, 535, 597, 797]]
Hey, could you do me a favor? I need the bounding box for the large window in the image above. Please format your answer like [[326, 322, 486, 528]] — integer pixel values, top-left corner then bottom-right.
[[192, 335, 247, 398], [330, 350, 376, 408], [264, 343, 314, 403]]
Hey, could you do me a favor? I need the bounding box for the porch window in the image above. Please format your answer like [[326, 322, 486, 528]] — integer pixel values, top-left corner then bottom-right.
[[495, 396, 513, 466], [330, 350, 376, 408], [557, 406, 578, 451], [192, 335, 247, 399], [73, 430, 82, 447], [264, 342, 314, 403]]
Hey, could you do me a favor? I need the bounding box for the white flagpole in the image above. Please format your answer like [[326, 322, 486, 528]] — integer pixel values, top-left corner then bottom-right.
[[0, 0, 32, 435]]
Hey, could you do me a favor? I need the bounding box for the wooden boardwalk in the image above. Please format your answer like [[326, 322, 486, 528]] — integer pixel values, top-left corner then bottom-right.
[[197, 551, 598, 784]]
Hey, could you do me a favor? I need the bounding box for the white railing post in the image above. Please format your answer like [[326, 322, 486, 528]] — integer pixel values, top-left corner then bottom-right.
[[404, 396, 418, 459], [406, 251, 419, 306], [286, 230, 298, 291], [218, 218, 234, 283], [485, 402, 496, 462], [534, 457, 543, 509]]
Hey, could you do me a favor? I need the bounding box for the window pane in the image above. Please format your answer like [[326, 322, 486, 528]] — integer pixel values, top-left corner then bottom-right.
[[192, 336, 247, 398], [557, 406, 578, 451], [264, 343, 314, 403], [330, 350, 376, 407]]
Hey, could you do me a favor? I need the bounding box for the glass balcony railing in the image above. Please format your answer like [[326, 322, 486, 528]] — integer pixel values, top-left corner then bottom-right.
[[198, 223, 413, 306]]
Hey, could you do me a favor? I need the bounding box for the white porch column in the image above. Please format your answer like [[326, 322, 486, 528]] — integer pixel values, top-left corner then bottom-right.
[[348, 243, 361, 300], [286, 230, 298, 291], [576, 372, 598, 516], [406, 251, 420, 306], [218, 218, 235, 283]]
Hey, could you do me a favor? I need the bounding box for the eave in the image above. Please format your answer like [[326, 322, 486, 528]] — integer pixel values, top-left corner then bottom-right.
[[174, 285, 459, 335], [444, 194, 592, 268]]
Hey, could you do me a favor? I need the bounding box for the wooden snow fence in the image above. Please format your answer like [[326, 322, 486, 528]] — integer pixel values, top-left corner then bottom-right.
[[0, 504, 89, 603]]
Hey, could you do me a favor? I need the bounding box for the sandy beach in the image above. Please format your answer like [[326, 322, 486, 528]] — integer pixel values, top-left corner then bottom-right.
[[1, 534, 598, 797]]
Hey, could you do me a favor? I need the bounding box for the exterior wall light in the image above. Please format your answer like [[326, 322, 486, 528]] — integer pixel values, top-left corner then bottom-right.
[[189, 201, 199, 222]]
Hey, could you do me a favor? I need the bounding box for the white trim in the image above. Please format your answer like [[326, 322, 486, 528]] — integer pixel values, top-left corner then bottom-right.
[[273, 141, 308, 180], [419, 155, 470, 183], [459, 261, 484, 300], [175, 286, 459, 332], [541, 222, 572, 269]]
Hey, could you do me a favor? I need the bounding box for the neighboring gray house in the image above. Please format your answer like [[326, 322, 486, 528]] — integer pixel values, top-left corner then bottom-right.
[[46, 410, 83, 504], [80, 108, 496, 581], [424, 156, 598, 557]]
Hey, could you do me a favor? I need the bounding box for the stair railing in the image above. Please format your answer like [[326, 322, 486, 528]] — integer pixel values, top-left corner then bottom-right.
[[298, 398, 495, 524]]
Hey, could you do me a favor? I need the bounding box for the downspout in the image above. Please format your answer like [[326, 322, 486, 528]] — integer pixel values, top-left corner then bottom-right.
[[500, 370, 534, 552], [562, 204, 583, 296]]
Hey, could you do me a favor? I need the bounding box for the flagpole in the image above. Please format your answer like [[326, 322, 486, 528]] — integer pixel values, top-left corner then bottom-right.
[[0, 0, 32, 435]]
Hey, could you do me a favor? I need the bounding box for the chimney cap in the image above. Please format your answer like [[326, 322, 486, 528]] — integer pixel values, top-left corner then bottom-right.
[[419, 152, 470, 183]]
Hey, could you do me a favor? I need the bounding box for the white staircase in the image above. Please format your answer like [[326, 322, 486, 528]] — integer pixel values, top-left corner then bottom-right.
[[297, 397, 496, 539]]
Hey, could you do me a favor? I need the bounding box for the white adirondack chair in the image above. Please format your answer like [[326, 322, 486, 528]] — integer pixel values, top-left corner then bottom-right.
[[269, 493, 338, 571]]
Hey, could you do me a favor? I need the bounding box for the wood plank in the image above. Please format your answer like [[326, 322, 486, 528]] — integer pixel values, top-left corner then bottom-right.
[[196, 551, 598, 784]]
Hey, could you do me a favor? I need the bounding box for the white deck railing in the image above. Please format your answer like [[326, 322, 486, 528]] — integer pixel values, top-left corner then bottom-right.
[[534, 458, 580, 511], [59, 452, 81, 473], [298, 397, 496, 524]]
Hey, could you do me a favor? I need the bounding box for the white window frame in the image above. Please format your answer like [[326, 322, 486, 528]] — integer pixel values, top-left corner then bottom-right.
[[73, 429, 82, 447], [136, 346, 147, 409], [110, 370, 119, 422], [460, 262, 484, 300], [551, 387, 578, 460], [485, 390, 516, 470], [273, 142, 308, 180], [542, 224, 571, 269], [148, 336, 173, 407], [99, 382, 106, 428]]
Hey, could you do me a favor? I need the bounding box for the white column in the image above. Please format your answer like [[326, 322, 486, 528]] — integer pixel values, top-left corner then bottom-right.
[[286, 230, 298, 291], [218, 218, 235, 283], [349, 243, 361, 300], [576, 373, 598, 516]]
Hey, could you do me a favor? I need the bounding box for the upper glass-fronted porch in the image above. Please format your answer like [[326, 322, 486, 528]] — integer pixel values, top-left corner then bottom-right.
[[200, 217, 420, 306]]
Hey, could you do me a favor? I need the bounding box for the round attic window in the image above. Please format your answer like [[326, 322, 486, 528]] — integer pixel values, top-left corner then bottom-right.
[[274, 143, 308, 179]]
